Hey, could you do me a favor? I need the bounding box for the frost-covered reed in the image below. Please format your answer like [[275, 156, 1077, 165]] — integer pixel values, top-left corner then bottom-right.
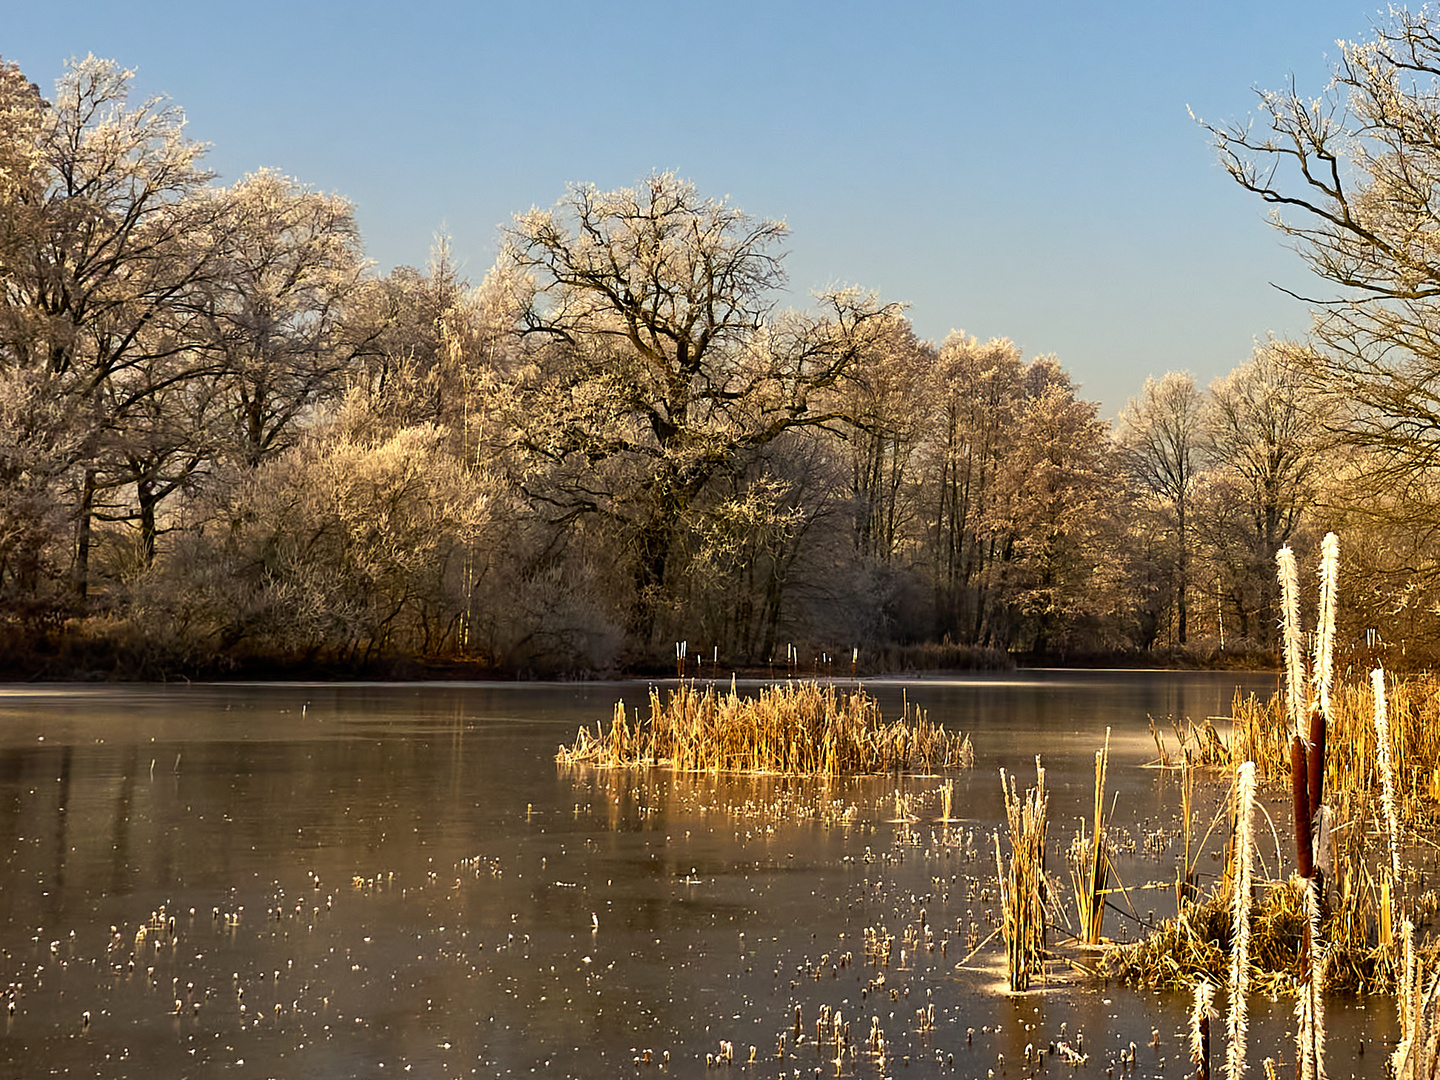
[[1191, 980, 1215, 1080], [1227, 760, 1257, 1080], [1122, 668, 1440, 993], [1398, 917, 1417, 1074], [1293, 874, 1327, 1080], [1113, 536, 1440, 1070], [1373, 667, 1402, 889], [1312, 534, 1339, 725], [1276, 546, 1306, 735]]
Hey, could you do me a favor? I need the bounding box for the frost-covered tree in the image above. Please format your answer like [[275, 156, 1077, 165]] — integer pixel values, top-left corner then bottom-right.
[[196, 168, 369, 469], [0, 60, 46, 269], [839, 320, 933, 564], [916, 333, 1025, 642], [190, 399, 495, 661], [348, 246, 471, 426], [1200, 342, 1323, 644], [344, 242, 513, 460], [0, 55, 219, 599], [1203, 10, 1440, 569], [490, 172, 904, 649], [0, 367, 84, 614], [981, 359, 1124, 651], [1116, 371, 1204, 644]]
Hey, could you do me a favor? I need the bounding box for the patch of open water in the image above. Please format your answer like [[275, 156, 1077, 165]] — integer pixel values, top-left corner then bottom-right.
[[0, 673, 1395, 1078]]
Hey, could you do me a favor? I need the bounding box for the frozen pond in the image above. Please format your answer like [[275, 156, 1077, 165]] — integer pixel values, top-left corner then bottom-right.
[[0, 672, 1395, 1078]]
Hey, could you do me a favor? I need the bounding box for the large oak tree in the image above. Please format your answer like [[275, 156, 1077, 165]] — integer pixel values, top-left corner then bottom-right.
[[491, 173, 903, 648]]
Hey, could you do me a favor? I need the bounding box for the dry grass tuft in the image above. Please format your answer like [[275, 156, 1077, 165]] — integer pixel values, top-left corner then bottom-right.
[[998, 758, 1048, 991], [556, 680, 973, 775], [1068, 730, 1111, 945]]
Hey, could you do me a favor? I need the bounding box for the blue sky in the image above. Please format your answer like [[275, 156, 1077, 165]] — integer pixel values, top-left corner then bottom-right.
[[6, 0, 1379, 415]]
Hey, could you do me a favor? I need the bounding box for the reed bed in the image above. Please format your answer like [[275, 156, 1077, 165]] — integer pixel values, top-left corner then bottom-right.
[[998, 759, 1049, 991], [1067, 730, 1111, 945], [1111, 537, 1440, 1003], [1223, 671, 1440, 985], [555, 680, 974, 775], [1229, 675, 1440, 810], [1104, 865, 1440, 994]]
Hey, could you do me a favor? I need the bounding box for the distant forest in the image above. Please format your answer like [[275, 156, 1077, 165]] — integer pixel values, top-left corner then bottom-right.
[[3, 52, 1439, 679]]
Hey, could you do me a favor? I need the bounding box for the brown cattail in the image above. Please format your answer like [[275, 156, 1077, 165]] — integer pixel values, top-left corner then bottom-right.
[[1306, 706, 1325, 822], [1290, 736, 1313, 880]]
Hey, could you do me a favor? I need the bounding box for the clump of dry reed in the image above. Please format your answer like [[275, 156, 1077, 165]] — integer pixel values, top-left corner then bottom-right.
[[1145, 713, 1230, 768], [1229, 673, 1440, 810], [997, 758, 1048, 991], [1068, 729, 1112, 945], [555, 680, 974, 774], [1224, 670, 1440, 988], [1112, 536, 1440, 1005], [1105, 866, 1440, 995]]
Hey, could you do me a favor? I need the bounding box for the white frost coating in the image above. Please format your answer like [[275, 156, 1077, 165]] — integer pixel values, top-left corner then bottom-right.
[[1294, 877, 1327, 1080], [1227, 761, 1257, 1080], [1312, 533, 1339, 725], [1372, 668, 1402, 884], [1393, 918, 1417, 1077], [1277, 547, 1306, 736], [1191, 980, 1215, 1071]]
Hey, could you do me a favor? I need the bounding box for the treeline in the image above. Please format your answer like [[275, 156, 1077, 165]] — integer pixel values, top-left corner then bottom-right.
[[0, 55, 1435, 679]]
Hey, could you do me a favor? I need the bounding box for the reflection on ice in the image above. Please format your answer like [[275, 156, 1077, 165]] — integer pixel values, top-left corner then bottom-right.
[[0, 673, 1390, 1078]]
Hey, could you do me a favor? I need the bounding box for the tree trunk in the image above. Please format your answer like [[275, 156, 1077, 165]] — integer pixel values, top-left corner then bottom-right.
[[1176, 498, 1188, 645], [138, 478, 159, 569], [72, 469, 96, 599], [628, 518, 671, 646]]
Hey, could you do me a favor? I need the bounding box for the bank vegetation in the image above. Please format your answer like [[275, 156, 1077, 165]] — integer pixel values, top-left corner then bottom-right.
[[5, 43, 1440, 678]]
